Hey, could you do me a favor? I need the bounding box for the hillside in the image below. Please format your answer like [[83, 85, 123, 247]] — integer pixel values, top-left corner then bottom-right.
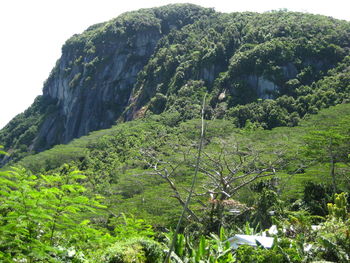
[[1, 4, 350, 163], [6, 103, 348, 226], [1, 4, 350, 262], [1, 102, 349, 262]]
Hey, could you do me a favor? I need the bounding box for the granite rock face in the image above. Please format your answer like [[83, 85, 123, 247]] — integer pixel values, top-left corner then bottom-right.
[[1, 5, 349, 157], [41, 30, 160, 148], [34, 4, 213, 150]]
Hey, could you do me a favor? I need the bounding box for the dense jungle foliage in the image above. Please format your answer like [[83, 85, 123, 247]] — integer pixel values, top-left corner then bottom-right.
[[1, 103, 349, 262], [0, 4, 350, 263], [1, 4, 350, 159]]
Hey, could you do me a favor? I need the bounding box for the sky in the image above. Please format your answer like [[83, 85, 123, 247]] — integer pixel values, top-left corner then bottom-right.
[[0, 0, 349, 129]]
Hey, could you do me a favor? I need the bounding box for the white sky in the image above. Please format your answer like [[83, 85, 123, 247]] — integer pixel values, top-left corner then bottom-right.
[[0, 0, 349, 129]]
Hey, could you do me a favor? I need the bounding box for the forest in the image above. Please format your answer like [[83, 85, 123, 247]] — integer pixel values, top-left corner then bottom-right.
[[0, 4, 350, 263]]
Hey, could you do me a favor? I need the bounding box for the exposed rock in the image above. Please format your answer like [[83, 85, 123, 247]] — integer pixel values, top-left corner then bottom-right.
[[200, 64, 217, 83], [282, 63, 298, 79], [33, 4, 212, 150], [247, 75, 279, 99], [1, 5, 349, 158], [41, 30, 159, 148], [246, 63, 297, 99]]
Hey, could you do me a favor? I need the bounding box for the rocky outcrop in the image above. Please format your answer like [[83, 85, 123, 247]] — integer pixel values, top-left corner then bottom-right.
[[40, 31, 160, 148], [247, 75, 279, 99], [245, 64, 298, 99], [1, 5, 349, 157], [33, 4, 213, 150]]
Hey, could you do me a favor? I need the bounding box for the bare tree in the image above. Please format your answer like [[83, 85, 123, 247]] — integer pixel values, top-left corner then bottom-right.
[[195, 137, 285, 229], [140, 148, 200, 222], [140, 135, 286, 229]]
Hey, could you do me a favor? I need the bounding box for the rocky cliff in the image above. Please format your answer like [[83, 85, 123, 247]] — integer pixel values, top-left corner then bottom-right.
[[40, 18, 162, 147], [34, 4, 214, 150], [1, 5, 350, 162]]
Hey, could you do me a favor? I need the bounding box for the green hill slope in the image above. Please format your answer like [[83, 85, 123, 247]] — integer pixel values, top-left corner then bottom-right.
[[8, 103, 349, 226]]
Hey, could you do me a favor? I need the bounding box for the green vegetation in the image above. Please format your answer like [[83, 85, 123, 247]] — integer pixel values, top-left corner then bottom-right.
[[0, 95, 58, 160], [2, 103, 348, 226], [1, 158, 349, 262], [0, 164, 164, 262], [1, 97, 350, 263], [2, 5, 350, 158], [132, 9, 350, 128], [1, 4, 350, 262]]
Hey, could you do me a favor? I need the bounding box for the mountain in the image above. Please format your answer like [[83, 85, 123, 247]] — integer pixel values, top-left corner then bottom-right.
[[1, 5, 350, 261], [1, 4, 350, 162]]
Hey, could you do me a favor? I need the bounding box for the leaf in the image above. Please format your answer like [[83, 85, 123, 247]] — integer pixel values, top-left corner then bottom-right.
[[198, 236, 206, 259], [0, 145, 8, 156], [80, 219, 91, 226], [219, 226, 226, 241], [175, 234, 185, 257], [69, 170, 86, 180]]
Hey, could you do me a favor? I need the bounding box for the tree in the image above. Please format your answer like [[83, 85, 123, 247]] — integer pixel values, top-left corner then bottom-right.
[[302, 182, 333, 216], [0, 166, 105, 262], [303, 119, 350, 192], [316, 192, 350, 262], [195, 137, 285, 231], [140, 135, 285, 232]]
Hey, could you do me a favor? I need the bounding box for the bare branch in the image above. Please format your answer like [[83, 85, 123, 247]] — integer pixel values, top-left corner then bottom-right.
[[231, 172, 275, 193]]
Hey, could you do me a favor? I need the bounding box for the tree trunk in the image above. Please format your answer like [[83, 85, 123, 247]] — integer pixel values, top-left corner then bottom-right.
[[331, 158, 336, 193]]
